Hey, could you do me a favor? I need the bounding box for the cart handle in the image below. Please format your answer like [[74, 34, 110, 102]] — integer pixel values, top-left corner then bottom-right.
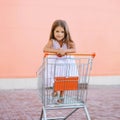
[[44, 52, 96, 58]]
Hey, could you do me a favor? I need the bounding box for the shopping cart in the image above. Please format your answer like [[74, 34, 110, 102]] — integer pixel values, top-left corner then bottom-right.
[[37, 53, 95, 120]]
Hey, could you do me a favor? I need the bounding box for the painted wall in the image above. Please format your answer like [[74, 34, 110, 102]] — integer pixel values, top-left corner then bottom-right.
[[0, 0, 120, 78]]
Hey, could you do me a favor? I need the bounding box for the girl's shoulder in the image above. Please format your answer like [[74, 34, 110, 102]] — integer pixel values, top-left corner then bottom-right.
[[45, 39, 53, 47], [68, 41, 75, 48], [49, 39, 57, 45], [49, 39, 55, 42], [68, 41, 75, 45], [50, 39, 56, 41], [50, 39, 58, 44]]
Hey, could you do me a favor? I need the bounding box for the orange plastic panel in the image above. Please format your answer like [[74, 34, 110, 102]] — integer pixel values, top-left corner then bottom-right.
[[54, 77, 79, 91]]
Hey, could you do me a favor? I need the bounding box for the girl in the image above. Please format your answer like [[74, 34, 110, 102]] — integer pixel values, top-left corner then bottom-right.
[[43, 19, 76, 103]]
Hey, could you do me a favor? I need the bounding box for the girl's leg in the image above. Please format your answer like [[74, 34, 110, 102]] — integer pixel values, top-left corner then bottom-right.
[[52, 91, 58, 97], [60, 91, 64, 97], [52, 84, 58, 97], [57, 91, 64, 103]]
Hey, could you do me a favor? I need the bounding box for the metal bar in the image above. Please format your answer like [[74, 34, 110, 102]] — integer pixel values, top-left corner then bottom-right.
[[42, 106, 47, 120], [40, 108, 43, 120], [44, 117, 65, 120], [84, 105, 91, 120], [64, 108, 79, 120]]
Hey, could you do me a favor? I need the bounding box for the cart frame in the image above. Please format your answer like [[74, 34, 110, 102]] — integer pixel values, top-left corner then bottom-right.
[[37, 53, 95, 120]]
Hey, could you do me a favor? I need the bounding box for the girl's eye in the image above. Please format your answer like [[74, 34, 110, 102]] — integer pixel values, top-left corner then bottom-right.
[[55, 30, 64, 33]]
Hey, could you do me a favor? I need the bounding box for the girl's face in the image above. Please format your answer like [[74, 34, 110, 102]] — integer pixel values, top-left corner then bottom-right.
[[54, 26, 65, 41]]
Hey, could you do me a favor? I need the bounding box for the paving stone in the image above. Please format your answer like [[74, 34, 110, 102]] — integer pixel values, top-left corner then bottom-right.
[[0, 86, 119, 120]]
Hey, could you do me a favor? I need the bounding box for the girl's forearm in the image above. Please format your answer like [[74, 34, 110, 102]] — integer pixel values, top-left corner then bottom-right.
[[43, 47, 76, 54], [65, 49, 76, 53], [43, 48, 58, 53]]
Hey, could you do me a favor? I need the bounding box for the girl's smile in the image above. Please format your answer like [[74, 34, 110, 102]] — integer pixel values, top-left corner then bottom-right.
[[54, 26, 65, 41]]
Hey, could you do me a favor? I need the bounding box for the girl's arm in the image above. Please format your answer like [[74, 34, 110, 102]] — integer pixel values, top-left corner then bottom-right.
[[57, 42, 76, 56], [43, 40, 58, 53], [43, 40, 76, 56], [65, 42, 76, 53]]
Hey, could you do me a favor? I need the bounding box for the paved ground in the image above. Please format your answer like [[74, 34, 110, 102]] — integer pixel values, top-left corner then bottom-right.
[[0, 86, 120, 120]]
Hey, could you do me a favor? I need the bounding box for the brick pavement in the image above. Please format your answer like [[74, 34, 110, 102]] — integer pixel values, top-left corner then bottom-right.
[[0, 86, 120, 120]]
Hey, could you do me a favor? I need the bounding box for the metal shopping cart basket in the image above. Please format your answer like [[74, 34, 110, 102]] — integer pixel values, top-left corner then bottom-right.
[[37, 53, 95, 120]]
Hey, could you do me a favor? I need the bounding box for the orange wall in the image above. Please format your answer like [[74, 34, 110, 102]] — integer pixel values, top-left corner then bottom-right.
[[0, 0, 120, 78]]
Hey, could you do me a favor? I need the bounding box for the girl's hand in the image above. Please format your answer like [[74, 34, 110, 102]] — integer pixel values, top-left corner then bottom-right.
[[57, 49, 66, 57]]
